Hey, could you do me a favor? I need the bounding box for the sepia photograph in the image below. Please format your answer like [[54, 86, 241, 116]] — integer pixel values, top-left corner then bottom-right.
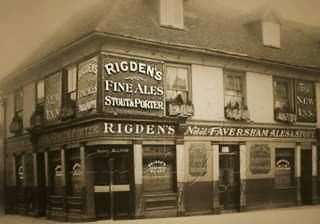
[[0, 0, 320, 223]]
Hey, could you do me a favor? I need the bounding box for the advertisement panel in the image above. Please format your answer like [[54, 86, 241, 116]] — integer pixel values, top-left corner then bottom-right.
[[103, 55, 165, 116]]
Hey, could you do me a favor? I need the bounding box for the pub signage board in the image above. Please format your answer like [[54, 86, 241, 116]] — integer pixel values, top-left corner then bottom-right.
[[296, 81, 316, 122], [250, 144, 271, 175], [45, 72, 62, 122], [185, 125, 316, 139], [38, 121, 176, 146], [78, 57, 98, 113], [189, 143, 208, 177], [103, 55, 165, 116]]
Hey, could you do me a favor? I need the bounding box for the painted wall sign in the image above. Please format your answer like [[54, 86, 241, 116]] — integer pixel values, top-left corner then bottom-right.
[[54, 165, 63, 177], [103, 56, 165, 116], [146, 160, 168, 175], [250, 144, 271, 174], [189, 144, 208, 176], [185, 125, 315, 139], [78, 57, 98, 112], [38, 123, 101, 146], [104, 122, 175, 136], [18, 165, 24, 180], [296, 81, 316, 122], [45, 72, 62, 121], [72, 163, 81, 176], [38, 121, 176, 146]]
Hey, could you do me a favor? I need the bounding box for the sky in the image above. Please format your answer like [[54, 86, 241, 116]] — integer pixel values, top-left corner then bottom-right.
[[0, 0, 319, 81]]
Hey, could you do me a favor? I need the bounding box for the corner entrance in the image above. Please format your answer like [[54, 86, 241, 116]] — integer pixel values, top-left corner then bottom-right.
[[219, 145, 240, 211], [87, 146, 133, 220]]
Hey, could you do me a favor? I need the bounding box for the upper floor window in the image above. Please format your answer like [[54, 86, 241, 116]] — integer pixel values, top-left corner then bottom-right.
[[224, 69, 249, 121], [160, 0, 184, 29], [295, 81, 316, 122], [36, 80, 45, 106], [67, 65, 77, 101], [273, 78, 294, 114], [273, 78, 316, 123], [165, 64, 190, 104], [14, 89, 23, 118], [61, 66, 77, 119], [262, 21, 281, 48]]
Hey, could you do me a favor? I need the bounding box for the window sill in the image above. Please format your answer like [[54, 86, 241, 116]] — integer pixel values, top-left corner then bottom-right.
[[160, 24, 186, 31]]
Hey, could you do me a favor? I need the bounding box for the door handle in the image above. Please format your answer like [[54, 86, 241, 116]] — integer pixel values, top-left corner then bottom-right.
[[219, 184, 228, 193]]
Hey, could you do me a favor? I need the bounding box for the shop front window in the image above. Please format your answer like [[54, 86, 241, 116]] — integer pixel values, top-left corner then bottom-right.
[[66, 148, 82, 195], [275, 148, 295, 188], [15, 155, 24, 188], [143, 145, 176, 193], [49, 151, 64, 195]]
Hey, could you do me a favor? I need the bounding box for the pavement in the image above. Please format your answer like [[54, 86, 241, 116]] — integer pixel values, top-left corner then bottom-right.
[[1, 206, 320, 224]]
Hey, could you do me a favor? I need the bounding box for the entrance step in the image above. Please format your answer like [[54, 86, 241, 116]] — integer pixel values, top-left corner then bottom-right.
[[143, 192, 177, 217]]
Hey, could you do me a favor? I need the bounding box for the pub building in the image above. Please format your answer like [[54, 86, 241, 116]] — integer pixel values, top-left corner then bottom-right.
[[1, 0, 320, 222]]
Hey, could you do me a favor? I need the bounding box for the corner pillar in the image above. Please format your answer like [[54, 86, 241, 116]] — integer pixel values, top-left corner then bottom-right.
[[212, 142, 220, 214], [176, 139, 185, 216], [312, 144, 318, 204], [133, 141, 143, 218], [239, 143, 247, 211], [295, 143, 302, 205]]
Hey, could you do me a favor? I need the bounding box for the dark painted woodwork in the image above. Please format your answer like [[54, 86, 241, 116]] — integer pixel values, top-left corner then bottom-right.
[[219, 145, 240, 211], [301, 150, 313, 204], [184, 181, 213, 213]]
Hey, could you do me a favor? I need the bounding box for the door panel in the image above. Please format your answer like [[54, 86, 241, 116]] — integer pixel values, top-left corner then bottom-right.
[[88, 146, 133, 220], [301, 150, 312, 205], [93, 156, 111, 219], [219, 145, 240, 211]]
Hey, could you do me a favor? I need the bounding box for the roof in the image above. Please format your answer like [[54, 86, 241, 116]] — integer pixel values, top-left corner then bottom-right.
[[2, 0, 320, 87]]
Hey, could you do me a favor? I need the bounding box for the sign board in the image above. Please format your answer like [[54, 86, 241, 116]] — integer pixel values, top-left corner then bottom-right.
[[189, 143, 208, 176], [78, 57, 98, 113], [185, 125, 315, 139], [38, 121, 176, 146], [103, 55, 165, 116], [296, 81, 316, 122], [250, 144, 271, 174], [45, 72, 62, 121]]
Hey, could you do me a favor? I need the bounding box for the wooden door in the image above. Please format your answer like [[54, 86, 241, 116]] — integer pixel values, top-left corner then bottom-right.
[[219, 145, 240, 211]]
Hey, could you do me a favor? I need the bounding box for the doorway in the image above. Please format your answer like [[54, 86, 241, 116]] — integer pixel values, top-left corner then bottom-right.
[[87, 146, 133, 220], [219, 145, 240, 211], [301, 149, 313, 205], [37, 153, 47, 216]]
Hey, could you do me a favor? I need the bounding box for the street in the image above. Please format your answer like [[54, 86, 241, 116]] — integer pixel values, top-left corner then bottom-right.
[[1, 205, 320, 224]]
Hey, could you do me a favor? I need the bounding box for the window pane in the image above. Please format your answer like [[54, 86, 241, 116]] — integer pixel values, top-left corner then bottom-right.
[[166, 66, 189, 102], [224, 71, 244, 107], [143, 145, 176, 193], [67, 66, 77, 93], [274, 79, 291, 112], [227, 75, 242, 92], [37, 80, 45, 103], [15, 90, 23, 112]]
